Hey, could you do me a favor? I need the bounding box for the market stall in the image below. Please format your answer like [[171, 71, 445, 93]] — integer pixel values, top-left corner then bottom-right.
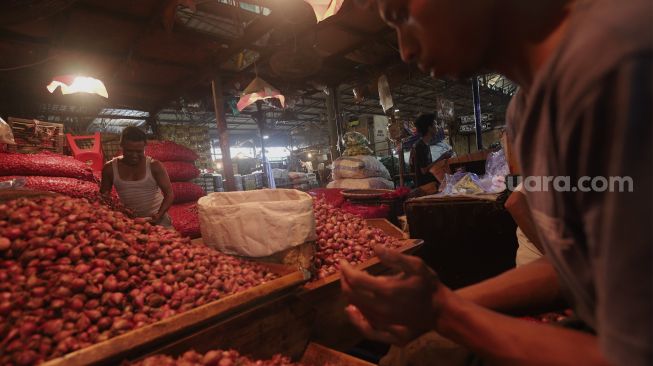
[[0, 1, 521, 365]]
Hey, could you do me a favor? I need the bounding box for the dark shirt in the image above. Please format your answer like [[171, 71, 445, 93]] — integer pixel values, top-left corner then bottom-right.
[[507, 0, 652, 364], [411, 139, 436, 187]]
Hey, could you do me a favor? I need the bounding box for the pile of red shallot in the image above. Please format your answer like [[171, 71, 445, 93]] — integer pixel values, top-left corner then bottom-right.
[[312, 198, 403, 280], [0, 195, 278, 365], [131, 349, 302, 366]]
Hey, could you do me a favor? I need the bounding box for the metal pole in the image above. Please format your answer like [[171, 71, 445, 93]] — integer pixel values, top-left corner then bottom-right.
[[472, 76, 483, 150], [211, 77, 236, 192], [254, 101, 269, 187], [326, 86, 341, 160], [389, 113, 405, 187]]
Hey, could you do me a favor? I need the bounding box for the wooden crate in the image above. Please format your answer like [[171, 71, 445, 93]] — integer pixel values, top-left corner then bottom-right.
[[42, 263, 307, 366], [301, 238, 422, 350], [130, 293, 316, 364], [405, 196, 517, 290], [301, 343, 375, 366], [365, 218, 407, 239], [7, 117, 64, 154], [300, 219, 423, 351]]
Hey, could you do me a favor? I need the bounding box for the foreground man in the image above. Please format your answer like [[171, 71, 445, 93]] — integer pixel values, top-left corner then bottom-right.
[[341, 0, 652, 365], [100, 127, 174, 227]]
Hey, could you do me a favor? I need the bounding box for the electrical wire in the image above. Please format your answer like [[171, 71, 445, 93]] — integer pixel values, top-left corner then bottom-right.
[[0, 56, 55, 71]]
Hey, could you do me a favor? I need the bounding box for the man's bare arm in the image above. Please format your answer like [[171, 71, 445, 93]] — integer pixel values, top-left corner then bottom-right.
[[455, 256, 567, 315], [99, 162, 114, 201], [150, 160, 174, 221], [341, 249, 610, 366], [437, 291, 610, 366]]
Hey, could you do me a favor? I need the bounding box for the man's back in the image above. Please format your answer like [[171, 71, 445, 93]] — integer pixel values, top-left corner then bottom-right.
[[510, 0, 652, 364]]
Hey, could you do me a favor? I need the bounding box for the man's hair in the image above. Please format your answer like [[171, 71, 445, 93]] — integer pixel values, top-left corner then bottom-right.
[[120, 126, 147, 143], [415, 113, 436, 136]]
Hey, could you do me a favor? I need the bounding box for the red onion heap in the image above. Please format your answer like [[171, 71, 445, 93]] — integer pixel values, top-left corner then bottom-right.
[[0, 195, 278, 365], [131, 349, 302, 366], [312, 198, 403, 280]]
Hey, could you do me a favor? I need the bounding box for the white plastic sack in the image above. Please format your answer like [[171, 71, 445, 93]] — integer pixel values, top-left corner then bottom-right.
[[198, 189, 316, 257], [0, 117, 15, 145], [333, 155, 391, 180], [327, 177, 394, 190]]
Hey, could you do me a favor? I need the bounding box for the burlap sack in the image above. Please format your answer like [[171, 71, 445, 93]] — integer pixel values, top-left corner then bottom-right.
[[198, 189, 316, 257]]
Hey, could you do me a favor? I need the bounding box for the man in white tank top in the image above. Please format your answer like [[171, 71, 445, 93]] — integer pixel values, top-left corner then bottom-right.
[[99, 127, 174, 227]]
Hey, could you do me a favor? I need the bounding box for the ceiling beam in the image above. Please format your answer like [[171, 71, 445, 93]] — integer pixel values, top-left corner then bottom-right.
[[0, 28, 196, 71]]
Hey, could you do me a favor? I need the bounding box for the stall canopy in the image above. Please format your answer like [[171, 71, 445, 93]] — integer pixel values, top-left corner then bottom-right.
[[0, 0, 515, 143]]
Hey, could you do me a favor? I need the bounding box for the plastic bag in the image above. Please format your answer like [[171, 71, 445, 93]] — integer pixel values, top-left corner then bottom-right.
[[452, 173, 484, 194], [343, 131, 370, 147], [485, 149, 509, 177], [343, 145, 374, 157], [333, 156, 391, 180], [438, 149, 509, 196], [0, 118, 15, 145]]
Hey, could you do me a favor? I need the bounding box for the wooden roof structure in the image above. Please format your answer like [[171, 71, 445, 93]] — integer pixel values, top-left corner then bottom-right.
[[0, 0, 516, 147]]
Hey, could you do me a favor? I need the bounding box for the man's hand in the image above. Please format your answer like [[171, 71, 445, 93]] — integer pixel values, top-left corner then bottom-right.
[[340, 246, 447, 346], [149, 212, 163, 224]]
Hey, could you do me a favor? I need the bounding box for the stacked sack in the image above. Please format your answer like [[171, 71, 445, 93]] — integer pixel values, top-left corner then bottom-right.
[[328, 155, 394, 190], [145, 141, 204, 238], [342, 131, 374, 157], [289, 171, 309, 191], [0, 151, 129, 212], [167, 202, 200, 239]]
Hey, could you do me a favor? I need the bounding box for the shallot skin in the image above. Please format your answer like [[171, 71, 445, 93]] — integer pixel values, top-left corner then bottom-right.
[[132, 349, 302, 366], [0, 195, 278, 365], [311, 198, 403, 280]]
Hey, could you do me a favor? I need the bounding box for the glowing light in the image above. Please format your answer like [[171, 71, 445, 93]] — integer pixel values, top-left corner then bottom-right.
[[307, 153, 313, 158], [305, 0, 345, 22], [263, 135, 269, 140], [47, 75, 108, 98]]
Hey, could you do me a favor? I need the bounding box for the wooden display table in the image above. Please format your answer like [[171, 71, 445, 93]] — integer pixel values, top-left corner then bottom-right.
[[43, 263, 307, 366], [405, 194, 517, 289], [300, 219, 422, 351]]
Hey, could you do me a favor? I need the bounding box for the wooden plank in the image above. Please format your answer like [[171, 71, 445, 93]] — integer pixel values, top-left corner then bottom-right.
[[301, 342, 375, 366], [300, 239, 423, 350], [133, 294, 315, 363], [365, 218, 406, 239], [42, 265, 306, 366], [304, 239, 423, 291], [211, 77, 236, 192]]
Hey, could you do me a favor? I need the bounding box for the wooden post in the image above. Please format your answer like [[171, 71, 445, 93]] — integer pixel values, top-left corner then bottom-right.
[[325, 86, 341, 161], [389, 113, 405, 187], [211, 77, 236, 192]]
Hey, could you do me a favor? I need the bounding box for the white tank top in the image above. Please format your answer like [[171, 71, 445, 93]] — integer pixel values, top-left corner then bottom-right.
[[112, 157, 164, 218]]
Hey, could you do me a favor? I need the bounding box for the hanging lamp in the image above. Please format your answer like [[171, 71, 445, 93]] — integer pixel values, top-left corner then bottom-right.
[[46, 75, 108, 98]]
